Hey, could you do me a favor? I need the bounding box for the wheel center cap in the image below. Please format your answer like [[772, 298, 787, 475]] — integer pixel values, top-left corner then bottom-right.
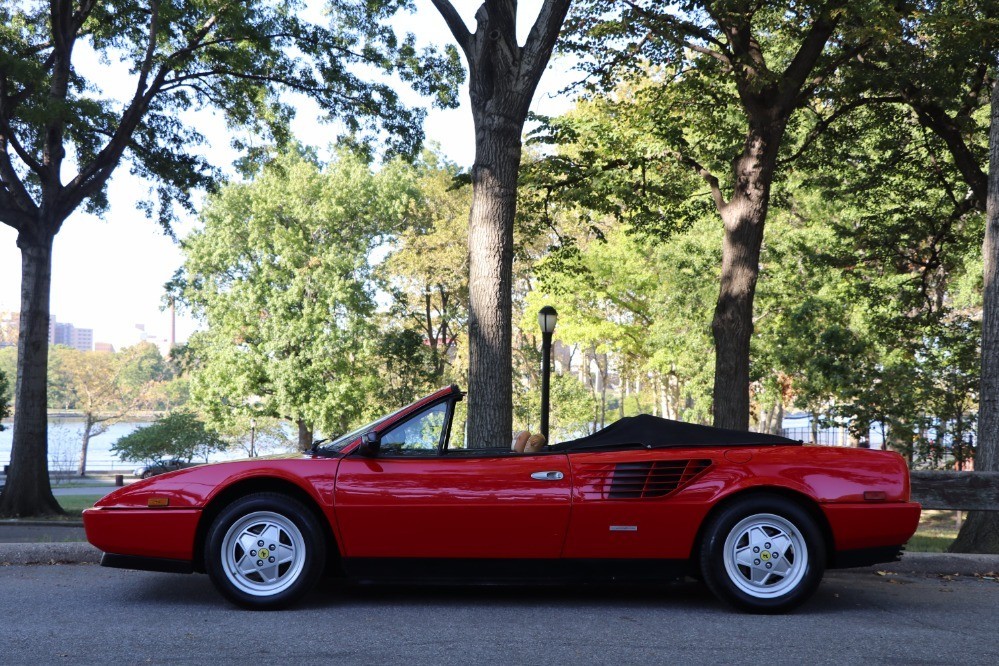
[[258, 548, 270, 559], [761, 551, 770, 561]]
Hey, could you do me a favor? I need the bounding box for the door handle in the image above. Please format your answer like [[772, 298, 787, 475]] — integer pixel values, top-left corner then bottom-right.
[[530, 471, 564, 481]]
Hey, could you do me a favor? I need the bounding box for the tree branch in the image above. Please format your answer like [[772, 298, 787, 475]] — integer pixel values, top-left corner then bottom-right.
[[521, 0, 572, 86], [779, 95, 904, 166], [663, 146, 726, 211], [430, 0, 472, 57], [775, 0, 845, 112]]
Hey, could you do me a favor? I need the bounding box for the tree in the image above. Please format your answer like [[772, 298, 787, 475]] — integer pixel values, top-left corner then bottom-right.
[[429, 0, 571, 447], [51, 343, 164, 476], [111, 411, 227, 464], [176, 148, 418, 448], [380, 153, 470, 384], [562, 0, 880, 429], [952, 81, 999, 553], [0, 0, 460, 516]]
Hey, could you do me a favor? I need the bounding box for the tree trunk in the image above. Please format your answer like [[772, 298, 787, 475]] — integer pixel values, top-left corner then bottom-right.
[[78, 415, 93, 477], [297, 419, 313, 452], [711, 121, 782, 430], [0, 233, 62, 516], [952, 81, 999, 553], [465, 113, 519, 447], [431, 0, 570, 449]]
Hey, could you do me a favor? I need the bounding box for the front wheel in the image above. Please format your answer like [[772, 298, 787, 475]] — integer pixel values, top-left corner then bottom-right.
[[204, 492, 325, 610], [700, 495, 825, 613]]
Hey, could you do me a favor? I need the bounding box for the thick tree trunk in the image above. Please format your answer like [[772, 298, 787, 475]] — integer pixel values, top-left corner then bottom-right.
[[431, 0, 569, 449], [0, 233, 62, 516], [952, 82, 999, 554], [465, 114, 519, 447], [712, 122, 781, 430], [297, 419, 313, 452]]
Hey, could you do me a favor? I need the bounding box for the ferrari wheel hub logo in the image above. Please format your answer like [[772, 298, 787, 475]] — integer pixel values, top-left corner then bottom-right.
[[258, 548, 270, 559], [761, 551, 770, 561]]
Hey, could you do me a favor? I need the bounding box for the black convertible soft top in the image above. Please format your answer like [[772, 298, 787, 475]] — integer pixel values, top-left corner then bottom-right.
[[551, 414, 801, 451]]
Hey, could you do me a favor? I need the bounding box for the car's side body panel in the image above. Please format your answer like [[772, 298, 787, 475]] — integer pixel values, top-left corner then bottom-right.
[[334, 453, 572, 558]]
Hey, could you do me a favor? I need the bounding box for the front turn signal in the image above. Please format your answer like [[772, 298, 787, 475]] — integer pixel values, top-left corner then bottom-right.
[[147, 497, 170, 508]]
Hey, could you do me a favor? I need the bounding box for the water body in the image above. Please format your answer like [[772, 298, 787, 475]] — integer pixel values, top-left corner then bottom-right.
[[0, 419, 248, 473]]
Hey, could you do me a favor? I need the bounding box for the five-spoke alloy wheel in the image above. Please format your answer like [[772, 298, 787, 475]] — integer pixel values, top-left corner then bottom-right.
[[700, 494, 825, 613], [205, 492, 325, 609]]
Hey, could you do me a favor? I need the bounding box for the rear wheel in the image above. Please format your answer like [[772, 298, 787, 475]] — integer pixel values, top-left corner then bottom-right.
[[205, 492, 325, 610], [700, 494, 825, 613]]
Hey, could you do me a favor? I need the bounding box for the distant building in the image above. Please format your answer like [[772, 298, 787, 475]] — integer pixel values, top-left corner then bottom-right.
[[0, 311, 18, 348], [2, 311, 96, 352], [48, 316, 94, 352], [94, 342, 116, 353]]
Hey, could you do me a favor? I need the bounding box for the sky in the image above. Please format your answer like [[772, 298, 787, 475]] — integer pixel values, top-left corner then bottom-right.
[[0, 0, 576, 350]]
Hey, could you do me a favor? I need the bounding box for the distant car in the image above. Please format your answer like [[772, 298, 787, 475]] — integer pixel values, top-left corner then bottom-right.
[[86, 385, 920, 613], [133, 458, 198, 479]]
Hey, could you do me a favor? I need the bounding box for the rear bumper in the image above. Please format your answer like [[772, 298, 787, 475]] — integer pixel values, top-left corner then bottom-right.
[[822, 501, 921, 553], [83, 507, 201, 561]]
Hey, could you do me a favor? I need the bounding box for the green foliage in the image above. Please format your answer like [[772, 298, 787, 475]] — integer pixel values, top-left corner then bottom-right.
[[0, 0, 463, 227], [0, 364, 9, 429], [176, 147, 425, 437], [111, 411, 227, 463], [378, 151, 471, 387]]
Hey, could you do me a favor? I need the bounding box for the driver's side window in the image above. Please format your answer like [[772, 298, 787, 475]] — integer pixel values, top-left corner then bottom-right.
[[380, 403, 448, 455]]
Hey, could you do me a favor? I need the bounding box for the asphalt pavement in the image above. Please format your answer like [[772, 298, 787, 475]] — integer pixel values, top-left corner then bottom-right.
[[0, 564, 996, 665]]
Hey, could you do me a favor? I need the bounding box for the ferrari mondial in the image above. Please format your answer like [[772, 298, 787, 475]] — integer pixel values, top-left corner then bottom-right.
[[84, 385, 920, 613]]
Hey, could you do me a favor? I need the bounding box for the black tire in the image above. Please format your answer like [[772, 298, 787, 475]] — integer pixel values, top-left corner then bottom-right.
[[204, 492, 326, 610], [699, 494, 825, 614], [141, 471, 154, 479]]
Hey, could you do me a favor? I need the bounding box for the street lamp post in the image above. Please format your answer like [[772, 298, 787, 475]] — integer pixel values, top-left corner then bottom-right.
[[538, 306, 558, 441]]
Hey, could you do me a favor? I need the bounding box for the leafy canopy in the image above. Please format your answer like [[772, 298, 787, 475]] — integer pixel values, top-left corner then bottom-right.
[[111, 411, 227, 463], [0, 0, 462, 231], [175, 146, 422, 437]]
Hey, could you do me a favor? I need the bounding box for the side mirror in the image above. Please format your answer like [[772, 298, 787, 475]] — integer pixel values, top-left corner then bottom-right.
[[357, 431, 381, 457]]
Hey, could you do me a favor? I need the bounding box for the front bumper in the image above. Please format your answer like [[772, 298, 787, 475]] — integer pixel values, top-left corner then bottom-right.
[[83, 507, 201, 561]]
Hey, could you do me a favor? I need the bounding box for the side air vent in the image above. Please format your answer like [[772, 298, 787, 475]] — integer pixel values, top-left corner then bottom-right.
[[608, 459, 712, 499]]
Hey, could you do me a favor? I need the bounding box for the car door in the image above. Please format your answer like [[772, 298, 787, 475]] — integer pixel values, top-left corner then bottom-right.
[[334, 400, 572, 559]]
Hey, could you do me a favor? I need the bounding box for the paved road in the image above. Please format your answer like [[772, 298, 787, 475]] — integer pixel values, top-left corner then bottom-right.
[[1, 565, 996, 665]]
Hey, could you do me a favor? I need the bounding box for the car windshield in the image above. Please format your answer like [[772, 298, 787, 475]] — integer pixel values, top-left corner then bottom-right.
[[314, 390, 456, 455], [317, 416, 391, 454]]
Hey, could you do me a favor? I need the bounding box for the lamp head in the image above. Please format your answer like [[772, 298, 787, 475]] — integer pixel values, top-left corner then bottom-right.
[[538, 306, 558, 335]]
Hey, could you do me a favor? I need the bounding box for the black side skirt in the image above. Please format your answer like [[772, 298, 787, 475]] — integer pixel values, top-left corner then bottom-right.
[[341, 557, 694, 585], [100, 552, 194, 574]]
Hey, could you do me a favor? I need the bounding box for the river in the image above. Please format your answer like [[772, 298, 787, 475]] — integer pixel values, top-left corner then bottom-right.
[[0, 419, 251, 473]]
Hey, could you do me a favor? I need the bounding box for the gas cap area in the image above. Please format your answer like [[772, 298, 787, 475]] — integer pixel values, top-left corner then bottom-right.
[[724, 450, 753, 464]]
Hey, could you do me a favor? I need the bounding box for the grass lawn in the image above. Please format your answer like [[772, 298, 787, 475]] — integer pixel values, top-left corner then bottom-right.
[[57, 494, 103, 516], [906, 510, 962, 552]]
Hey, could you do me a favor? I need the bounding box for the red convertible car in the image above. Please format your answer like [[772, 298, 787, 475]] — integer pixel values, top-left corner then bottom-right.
[[84, 386, 920, 613]]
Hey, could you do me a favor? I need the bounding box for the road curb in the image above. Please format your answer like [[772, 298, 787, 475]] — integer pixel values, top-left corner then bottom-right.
[[0, 542, 101, 566], [0, 519, 84, 528], [842, 552, 999, 577]]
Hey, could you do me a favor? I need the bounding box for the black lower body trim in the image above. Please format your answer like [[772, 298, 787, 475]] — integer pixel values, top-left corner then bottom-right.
[[830, 545, 904, 569], [100, 552, 194, 574], [342, 557, 693, 585]]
